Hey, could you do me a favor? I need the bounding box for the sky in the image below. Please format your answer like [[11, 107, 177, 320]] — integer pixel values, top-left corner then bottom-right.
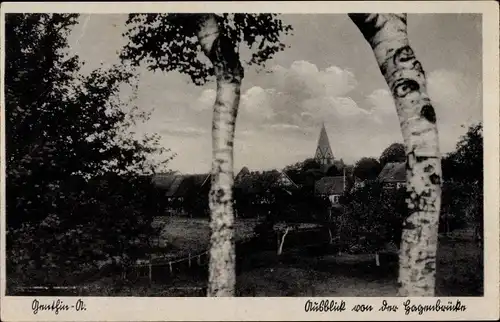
[[67, 13, 482, 174]]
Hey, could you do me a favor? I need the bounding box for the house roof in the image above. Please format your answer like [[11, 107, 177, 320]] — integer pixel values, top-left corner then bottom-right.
[[152, 173, 178, 189], [314, 176, 346, 196], [235, 166, 250, 181], [152, 173, 210, 197], [378, 162, 406, 183], [234, 169, 298, 195], [165, 175, 185, 197]]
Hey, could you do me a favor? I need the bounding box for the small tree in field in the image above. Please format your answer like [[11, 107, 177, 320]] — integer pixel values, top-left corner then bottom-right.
[[121, 13, 292, 296], [342, 182, 406, 263]]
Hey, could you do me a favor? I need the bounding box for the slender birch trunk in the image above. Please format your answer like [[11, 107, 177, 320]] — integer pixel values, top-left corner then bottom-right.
[[375, 252, 380, 267], [328, 227, 334, 245], [349, 14, 442, 296], [196, 14, 244, 296], [277, 227, 290, 255]]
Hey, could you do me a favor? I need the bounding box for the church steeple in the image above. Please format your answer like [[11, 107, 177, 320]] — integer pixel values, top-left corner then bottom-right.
[[314, 123, 334, 166]]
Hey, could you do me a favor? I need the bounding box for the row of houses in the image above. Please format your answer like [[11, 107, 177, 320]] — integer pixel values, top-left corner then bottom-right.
[[151, 162, 406, 217]]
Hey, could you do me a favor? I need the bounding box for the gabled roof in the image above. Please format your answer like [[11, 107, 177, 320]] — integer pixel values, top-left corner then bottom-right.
[[191, 173, 211, 188], [234, 169, 298, 195], [271, 171, 299, 189], [235, 166, 250, 181], [152, 173, 210, 197], [378, 162, 406, 183], [315, 176, 346, 196], [165, 175, 185, 197], [152, 173, 178, 189]]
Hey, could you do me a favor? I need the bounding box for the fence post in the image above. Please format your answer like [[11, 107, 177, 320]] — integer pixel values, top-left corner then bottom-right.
[[169, 261, 173, 274], [148, 263, 152, 283], [188, 253, 191, 268]]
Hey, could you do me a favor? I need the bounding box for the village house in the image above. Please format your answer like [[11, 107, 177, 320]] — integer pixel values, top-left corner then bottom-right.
[[152, 172, 211, 217], [377, 162, 406, 190], [233, 167, 299, 217], [314, 176, 346, 205]]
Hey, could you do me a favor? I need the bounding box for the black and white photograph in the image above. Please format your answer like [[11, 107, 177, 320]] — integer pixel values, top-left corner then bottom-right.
[[1, 1, 499, 321]]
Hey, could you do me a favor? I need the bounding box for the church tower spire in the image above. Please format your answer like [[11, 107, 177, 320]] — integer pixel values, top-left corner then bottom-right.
[[314, 122, 334, 166]]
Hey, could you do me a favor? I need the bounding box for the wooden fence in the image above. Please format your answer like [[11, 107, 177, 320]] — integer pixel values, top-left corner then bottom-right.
[[123, 224, 329, 283], [127, 234, 258, 283]]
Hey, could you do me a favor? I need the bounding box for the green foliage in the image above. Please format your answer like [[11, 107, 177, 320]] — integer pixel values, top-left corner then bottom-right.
[[341, 182, 406, 253], [121, 13, 293, 85], [443, 123, 483, 183], [441, 123, 483, 235], [353, 157, 382, 181], [5, 14, 171, 287], [283, 158, 323, 186], [379, 142, 406, 167]]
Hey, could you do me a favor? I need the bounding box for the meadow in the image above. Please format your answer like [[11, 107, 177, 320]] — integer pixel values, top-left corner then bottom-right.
[[78, 219, 482, 297]]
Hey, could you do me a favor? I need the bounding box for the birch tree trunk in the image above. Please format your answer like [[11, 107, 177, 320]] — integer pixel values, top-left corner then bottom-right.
[[196, 14, 244, 297], [349, 14, 442, 296]]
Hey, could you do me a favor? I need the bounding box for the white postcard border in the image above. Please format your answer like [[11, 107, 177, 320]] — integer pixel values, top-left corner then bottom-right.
[[1, 1, 498, 321]]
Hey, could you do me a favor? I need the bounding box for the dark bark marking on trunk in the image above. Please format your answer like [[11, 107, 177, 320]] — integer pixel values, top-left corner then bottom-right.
[[403, 221, 418, 230], [416, 156, 427, 163], [423, 164, 434, 173], [429, 173, 441, 185], [420, 105, 437, 124], [393, 79, 420, 98], [393, 46, 415, 64]]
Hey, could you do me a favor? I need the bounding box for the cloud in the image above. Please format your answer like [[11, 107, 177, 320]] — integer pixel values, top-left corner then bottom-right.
[[427, 69, 482, 152], [366, 89, 396, 115], [194, 89, 216, 111], [240, 86, 276, 121], [235, 60, 363, 130], [269, 60, 357, 101], [427, 69, 481, 125], [160, 126, 207, 137], [133, 63, 481, 174], [268, 123, 301, 131]]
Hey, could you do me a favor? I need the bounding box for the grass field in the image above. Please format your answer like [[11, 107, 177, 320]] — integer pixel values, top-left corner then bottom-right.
[[235, 234, 483, 296], [79, 219, 482, 297], [151, 216, 260, 259]]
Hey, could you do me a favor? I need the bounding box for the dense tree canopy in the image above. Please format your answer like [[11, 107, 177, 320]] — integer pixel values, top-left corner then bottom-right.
[[443, 123, 482, 183], [5, 14, 171, 287], [121, 13, 293, 84], [441, 123, 483, 236], [353, 157, 382, 181], [379, 143, 406, 167]]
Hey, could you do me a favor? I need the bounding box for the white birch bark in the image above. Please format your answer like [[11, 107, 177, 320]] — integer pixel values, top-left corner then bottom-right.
[[196, 14, 243, 297], [349, 14, 442, 296]]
